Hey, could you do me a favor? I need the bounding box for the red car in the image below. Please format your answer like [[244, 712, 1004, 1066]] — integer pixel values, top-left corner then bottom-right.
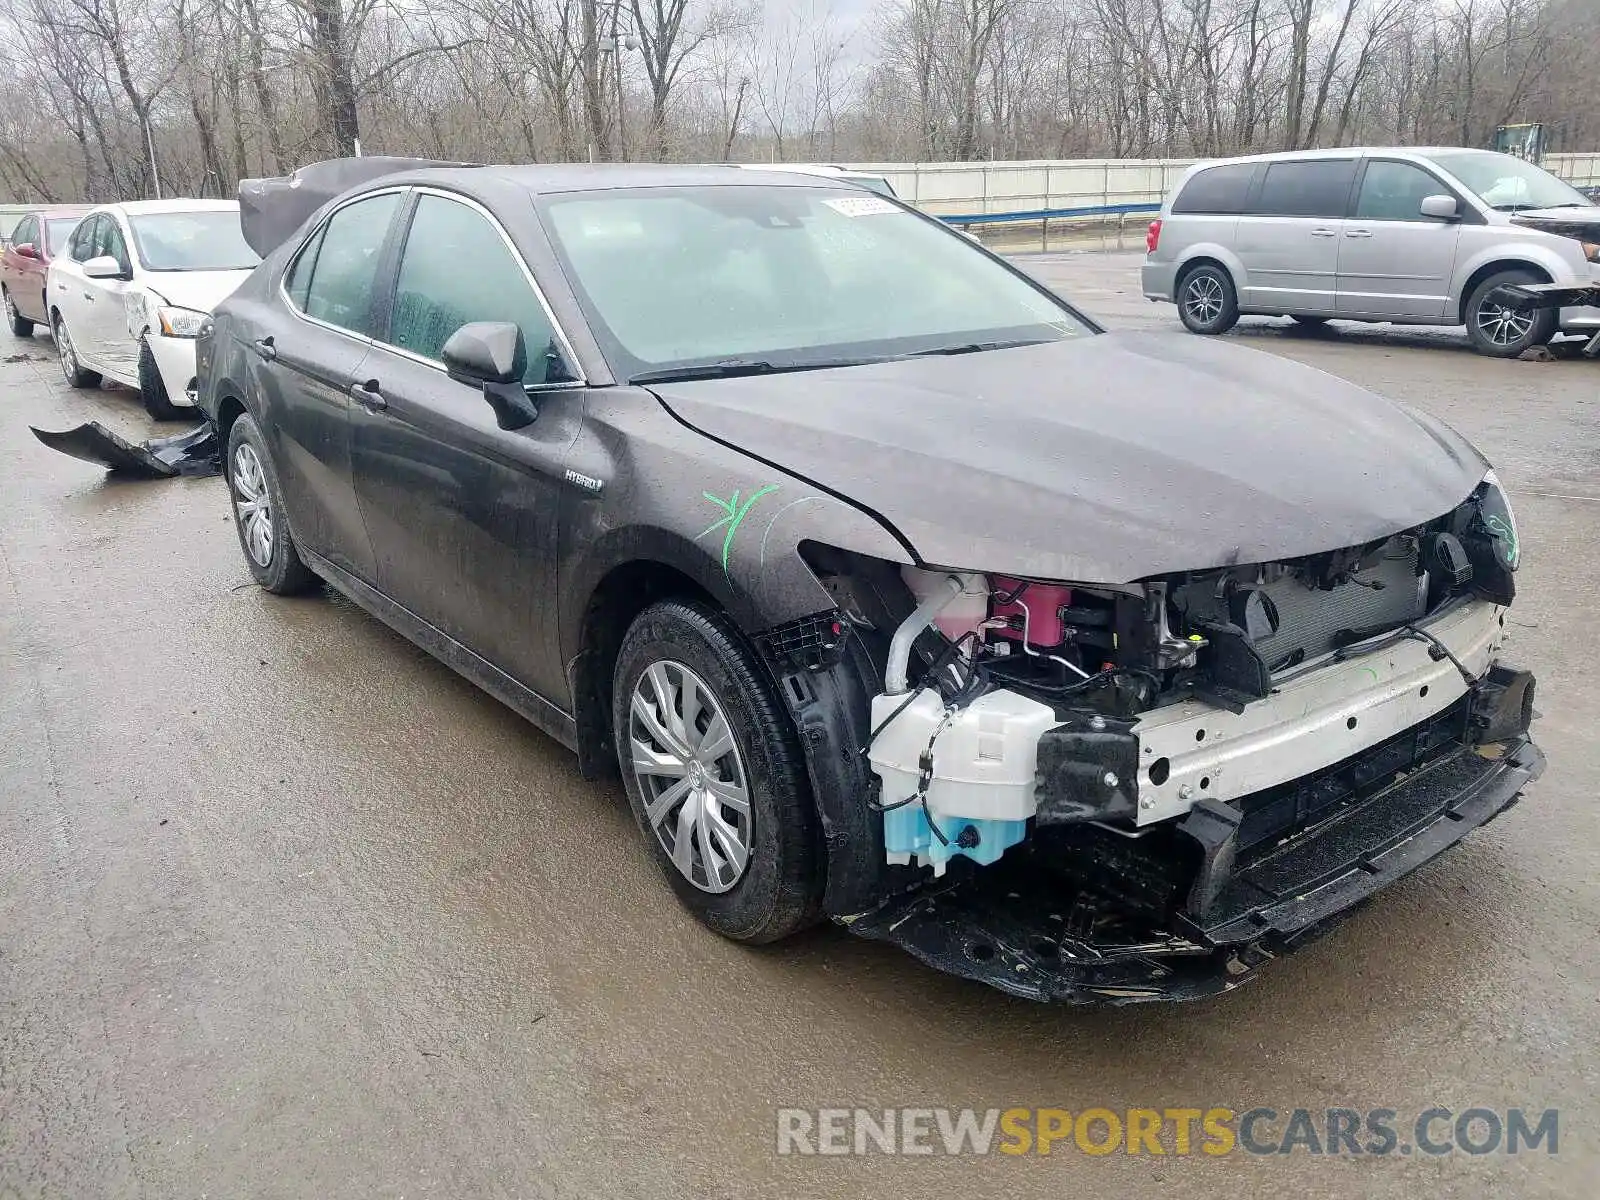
[[2, 206, 90, 337]]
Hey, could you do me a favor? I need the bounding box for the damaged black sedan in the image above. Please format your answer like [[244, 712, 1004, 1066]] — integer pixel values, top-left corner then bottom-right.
[[198, 160, 1543, 1002]]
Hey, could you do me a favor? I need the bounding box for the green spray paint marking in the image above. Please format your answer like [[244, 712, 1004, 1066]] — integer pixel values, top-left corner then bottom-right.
[[1486, 514, 1519, 568], [698, 485, 780, 573]]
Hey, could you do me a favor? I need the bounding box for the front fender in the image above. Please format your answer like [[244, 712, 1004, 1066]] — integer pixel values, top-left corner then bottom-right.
[[1451, 235, 1590, 311], [558, 387, 911, 661]]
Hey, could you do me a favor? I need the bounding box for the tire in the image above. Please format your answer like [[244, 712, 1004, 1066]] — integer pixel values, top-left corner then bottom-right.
[[1465, 270, 1559, 358], [613, 599, 823, 943], [1289, 314, 1329, 328], [52, 312, 101, 388], [225, 413, 318, 595], [4, 287, 33, 337], [1177, 263, 1240, 335], [138, 338, 184, 420]]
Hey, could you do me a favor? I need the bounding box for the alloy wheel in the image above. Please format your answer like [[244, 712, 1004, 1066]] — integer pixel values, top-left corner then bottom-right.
[[56, 320, 76, 383], [3, 292, 15, 325], [1476, 302, 1535, 348], [627, 660, 753, 894], [1184, 275, 1224, 325], [231, 443, 274, 567]]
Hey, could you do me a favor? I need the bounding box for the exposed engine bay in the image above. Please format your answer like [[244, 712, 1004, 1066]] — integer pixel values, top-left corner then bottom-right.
[[791, 473, 1541, 1001]]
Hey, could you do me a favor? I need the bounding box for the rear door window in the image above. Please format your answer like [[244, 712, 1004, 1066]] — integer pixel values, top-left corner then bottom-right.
[[1172, 164, 1256, 215], [387, 193, 565, 385], [299, 192, 402, 337], [1251, 160, 1358, 218], [1353, 160, 1448, 222], [11, 216, 35, 248]]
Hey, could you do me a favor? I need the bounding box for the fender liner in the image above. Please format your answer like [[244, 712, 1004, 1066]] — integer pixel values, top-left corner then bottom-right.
[[769, 631, 899, 917]]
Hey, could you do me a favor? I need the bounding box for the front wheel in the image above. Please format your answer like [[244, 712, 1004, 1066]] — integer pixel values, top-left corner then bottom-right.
[[53, 313, 101, 388], [613, 599, 822, 943], [4, 287, 33, 337], [1466, 270, 1558, 358], [225, 413, 318, 595], [138, 339, 185, 420], [1177, 264, 1240, 335]]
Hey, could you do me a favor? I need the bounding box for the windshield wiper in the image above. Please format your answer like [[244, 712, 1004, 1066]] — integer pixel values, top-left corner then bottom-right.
[[630, 356, 883, 385], [629, 339, 1051, 385], [905, 338, 1048, 357]]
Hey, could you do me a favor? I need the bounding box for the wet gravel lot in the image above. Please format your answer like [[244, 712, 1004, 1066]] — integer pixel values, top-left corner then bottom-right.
[[3, 250, 1597, 1198]]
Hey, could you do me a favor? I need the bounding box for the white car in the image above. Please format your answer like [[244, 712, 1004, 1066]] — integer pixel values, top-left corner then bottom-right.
[[48, 199, 259, 418]]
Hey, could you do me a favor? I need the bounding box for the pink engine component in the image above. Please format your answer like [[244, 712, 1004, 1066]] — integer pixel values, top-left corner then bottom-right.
[[990, 577, 1074, 647]]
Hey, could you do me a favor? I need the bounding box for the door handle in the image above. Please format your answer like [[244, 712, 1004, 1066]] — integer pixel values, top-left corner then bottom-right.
[[1310, 228, 1338, 238], [1344, 229, 1373, 239], [252, 336, 276, 361], [82, 291, 94, 301], [349, 379, 387, 412]]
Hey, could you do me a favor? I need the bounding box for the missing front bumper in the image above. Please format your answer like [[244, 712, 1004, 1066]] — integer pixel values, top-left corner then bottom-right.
[[844, 717, 1543, 1005]]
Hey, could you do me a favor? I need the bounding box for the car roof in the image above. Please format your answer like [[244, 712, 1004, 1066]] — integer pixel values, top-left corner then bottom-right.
[[1186, 146, 1502, 171], [100, 199, 241, 216], [734, 163, 888, 180], [369, 163, 868, 197]]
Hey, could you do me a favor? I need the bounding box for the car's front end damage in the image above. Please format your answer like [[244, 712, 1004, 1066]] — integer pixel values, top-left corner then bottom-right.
[[776, 474, 1542, 1003]]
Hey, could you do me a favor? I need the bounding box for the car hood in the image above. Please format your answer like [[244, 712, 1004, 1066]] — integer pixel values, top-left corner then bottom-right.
[[1510, 205, 1600, 243], [647, 332, 1488, 582], [142, 269, 254, 314]]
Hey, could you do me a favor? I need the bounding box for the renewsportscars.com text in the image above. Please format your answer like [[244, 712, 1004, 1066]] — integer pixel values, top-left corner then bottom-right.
[[775, 1106, 1559, 1157]]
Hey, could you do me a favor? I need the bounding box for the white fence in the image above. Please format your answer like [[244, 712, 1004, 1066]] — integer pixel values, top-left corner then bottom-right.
[[849, 152, 1600, 219]]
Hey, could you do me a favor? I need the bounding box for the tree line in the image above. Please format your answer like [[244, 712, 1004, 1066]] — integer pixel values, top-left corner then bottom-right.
[[0, 0, 1594, 203]]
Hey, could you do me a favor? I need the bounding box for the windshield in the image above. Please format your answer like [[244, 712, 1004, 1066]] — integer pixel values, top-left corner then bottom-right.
[[45, 217, 82, 253], [1428, 152, 1589, 212], [128, 211, 259, 271], [539, 185, 1087, 380]]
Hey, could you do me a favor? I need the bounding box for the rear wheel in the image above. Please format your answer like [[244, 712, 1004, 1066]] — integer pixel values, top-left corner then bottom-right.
[[53, 312, 101, 388], [1466, 269, 1558, 358], [4, 287, 33, 337], [225, 413, 317, 595], [1177, 264, 1240, 335], [613, 599, 822, 943], [138, 338, 184, 420]]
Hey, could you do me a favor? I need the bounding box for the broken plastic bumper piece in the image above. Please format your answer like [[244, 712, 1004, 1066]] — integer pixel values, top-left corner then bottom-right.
[[30, 421, 220, 479]]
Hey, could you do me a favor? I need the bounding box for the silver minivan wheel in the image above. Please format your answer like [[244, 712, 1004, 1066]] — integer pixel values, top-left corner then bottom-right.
[[1177, 264, 1240, 335], [1184, 275, 1225, 324], [1464, 269, 1558, 358]]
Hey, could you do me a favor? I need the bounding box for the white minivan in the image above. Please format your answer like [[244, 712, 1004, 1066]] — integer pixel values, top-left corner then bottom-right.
[[1142, 147, 1600, 357], [48, 199, 260, 417]]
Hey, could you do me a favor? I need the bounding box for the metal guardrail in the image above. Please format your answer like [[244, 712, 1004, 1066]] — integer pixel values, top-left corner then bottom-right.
[[939, 201, 1162, 226]]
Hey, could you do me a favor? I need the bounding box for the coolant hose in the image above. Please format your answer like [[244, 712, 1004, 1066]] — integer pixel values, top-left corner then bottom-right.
[[885, 573, 963, 695]]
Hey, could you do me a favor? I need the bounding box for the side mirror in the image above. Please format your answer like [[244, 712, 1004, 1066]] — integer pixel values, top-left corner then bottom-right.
[[442, 321, 538, 430], [1419, 194, 1460, 221], [13, 242, 37, 260], [83, 254, 128, 279]]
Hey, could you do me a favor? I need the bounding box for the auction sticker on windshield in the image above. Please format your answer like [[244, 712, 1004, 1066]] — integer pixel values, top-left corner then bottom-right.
[[823, 196, 902, 217]]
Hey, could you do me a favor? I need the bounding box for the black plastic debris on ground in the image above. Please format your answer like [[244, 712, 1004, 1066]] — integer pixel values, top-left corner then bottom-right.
[[30, 422, 220, 479]]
